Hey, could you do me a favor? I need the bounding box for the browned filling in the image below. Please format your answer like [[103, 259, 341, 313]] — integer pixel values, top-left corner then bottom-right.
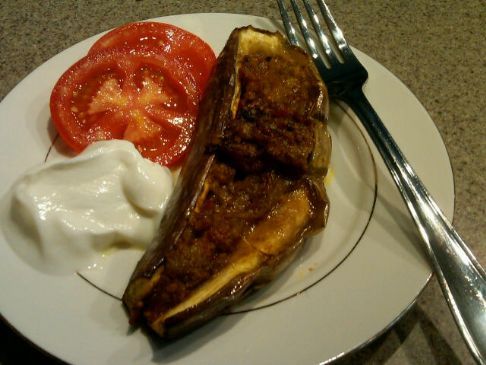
[[143, 52, 317, 321], [221, 52, 319, 174]]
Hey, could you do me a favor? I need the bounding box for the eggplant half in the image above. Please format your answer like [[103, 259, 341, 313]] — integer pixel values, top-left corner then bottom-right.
[[123, 26, 331, 339]]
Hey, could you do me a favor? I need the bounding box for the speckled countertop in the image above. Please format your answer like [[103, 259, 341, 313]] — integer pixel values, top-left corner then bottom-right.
[[0, 1, 484, 364]]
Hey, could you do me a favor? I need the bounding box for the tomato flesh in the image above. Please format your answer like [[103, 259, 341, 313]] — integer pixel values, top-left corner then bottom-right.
[[89, 22, 216, 95], [50, 48, 199, 166]]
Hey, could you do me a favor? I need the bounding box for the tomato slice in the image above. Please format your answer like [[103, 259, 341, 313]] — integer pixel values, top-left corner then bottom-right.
[[50, 48, 199, 167], [88, 22, 216, 95]]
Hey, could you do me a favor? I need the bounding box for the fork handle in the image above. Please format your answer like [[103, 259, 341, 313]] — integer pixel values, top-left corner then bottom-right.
[[342, 87, 486, 364]]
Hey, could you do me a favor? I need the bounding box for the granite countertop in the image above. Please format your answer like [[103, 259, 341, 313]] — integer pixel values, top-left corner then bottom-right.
[[0, 1, 484, 364]]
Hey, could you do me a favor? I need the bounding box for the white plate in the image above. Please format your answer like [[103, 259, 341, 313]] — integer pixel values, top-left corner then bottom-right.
[[0, 13, 453, 365]]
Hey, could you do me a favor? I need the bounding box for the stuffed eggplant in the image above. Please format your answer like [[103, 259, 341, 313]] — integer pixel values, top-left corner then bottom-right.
[[123, 26, 331, 339]]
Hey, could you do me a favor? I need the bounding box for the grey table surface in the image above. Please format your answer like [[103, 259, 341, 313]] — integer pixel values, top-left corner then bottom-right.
[[0, 1, 484, 364]]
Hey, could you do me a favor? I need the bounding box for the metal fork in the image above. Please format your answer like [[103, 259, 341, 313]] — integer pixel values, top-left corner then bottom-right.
[[277, 0, 486, 363]]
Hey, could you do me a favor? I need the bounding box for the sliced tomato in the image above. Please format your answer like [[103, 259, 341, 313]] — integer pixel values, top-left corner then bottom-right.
[[88, 22, 216, 95], [50, 48, 199, 167]]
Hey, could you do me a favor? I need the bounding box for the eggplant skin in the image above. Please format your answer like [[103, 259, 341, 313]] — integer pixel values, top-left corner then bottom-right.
[[122, 26, 331, 339]]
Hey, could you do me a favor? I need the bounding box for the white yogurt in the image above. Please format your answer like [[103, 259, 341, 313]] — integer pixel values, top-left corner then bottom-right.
[[2, 140, 173, 275]]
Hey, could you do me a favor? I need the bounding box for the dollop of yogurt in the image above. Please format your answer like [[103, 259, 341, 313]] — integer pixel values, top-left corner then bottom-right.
[[3, 140, 173, 274]]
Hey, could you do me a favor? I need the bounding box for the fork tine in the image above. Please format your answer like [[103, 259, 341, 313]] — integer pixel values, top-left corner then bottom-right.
[[316, 0, 355, 60], [277, 0, 300, 46], [301, 0, 338, 66], [288, 0, 324, 64]]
